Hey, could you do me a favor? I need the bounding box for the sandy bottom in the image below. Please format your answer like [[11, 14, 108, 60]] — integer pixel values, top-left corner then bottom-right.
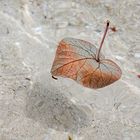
[[0, 0, 140, 140]]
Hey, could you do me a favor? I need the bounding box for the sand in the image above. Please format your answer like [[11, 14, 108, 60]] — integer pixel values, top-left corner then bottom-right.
[[0, 0, 140, 140]]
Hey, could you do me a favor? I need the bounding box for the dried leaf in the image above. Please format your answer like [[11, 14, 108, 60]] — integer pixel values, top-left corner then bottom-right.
[[51, 21, 122, 89]]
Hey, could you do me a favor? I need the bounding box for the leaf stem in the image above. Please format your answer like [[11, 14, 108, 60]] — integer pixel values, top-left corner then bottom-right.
[[96, 20, 110, 62]]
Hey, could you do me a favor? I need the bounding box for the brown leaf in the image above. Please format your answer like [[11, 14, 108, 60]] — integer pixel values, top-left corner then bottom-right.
[[51, 21, 122, 89], [51, 38, 122, 89]]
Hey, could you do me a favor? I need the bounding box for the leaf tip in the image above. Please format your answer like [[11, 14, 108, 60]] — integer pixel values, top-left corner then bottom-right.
[[52, 75, 58, 80]]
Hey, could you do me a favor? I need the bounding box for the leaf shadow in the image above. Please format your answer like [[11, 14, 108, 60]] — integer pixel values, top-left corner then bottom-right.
[[25, 80, 92, 133]]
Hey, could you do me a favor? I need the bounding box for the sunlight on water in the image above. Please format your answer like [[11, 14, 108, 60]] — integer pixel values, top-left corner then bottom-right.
[[0, 0, 139, 139]]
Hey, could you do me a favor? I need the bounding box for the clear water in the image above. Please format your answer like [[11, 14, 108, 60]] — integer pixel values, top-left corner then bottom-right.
[[0, 0, 140, 140]]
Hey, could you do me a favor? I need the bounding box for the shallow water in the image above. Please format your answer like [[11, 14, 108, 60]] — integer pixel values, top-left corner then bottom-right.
[[0, 0, 140, 140]]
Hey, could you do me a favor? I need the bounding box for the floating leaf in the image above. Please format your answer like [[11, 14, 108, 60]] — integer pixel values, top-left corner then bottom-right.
[[51, 21, 122, 89]]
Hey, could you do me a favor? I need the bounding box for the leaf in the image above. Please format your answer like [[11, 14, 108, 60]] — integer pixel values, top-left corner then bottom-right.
[[51, 38, 122, 89]]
